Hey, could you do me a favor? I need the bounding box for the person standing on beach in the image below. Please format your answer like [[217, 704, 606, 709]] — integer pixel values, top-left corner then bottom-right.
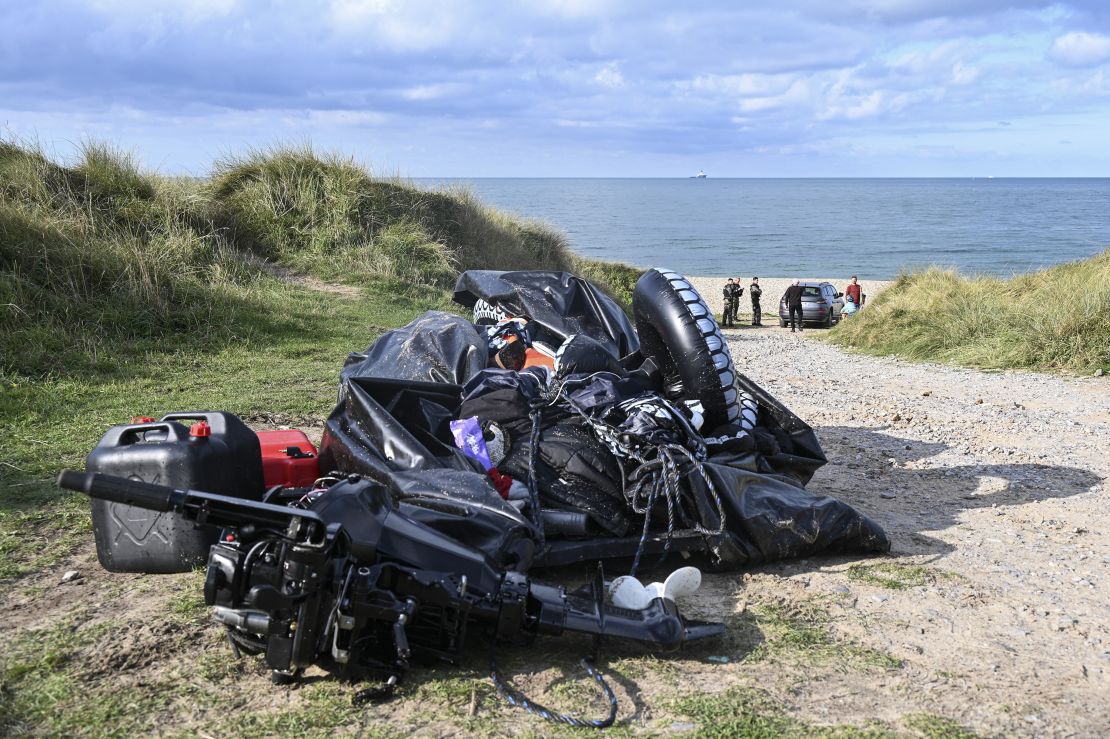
[[722, 278, 737, 327], [749, 277, 762, 326], [730, 277, 743, 326], [845, 275, 864, 309], [783, 279, 804, 332]]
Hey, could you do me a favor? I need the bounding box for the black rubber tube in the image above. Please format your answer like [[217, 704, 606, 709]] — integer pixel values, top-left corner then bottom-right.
[[632, 268, 742, 429]]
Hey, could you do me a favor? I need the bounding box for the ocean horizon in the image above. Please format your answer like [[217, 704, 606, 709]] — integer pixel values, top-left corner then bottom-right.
[[417, 177, 1110, 279]]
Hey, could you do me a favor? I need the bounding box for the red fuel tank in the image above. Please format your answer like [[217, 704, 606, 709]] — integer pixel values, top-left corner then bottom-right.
[[256, 430, 320, 489]]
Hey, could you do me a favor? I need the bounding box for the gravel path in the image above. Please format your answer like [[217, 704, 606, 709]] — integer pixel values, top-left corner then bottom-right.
[[691, 301, 1110, 734]]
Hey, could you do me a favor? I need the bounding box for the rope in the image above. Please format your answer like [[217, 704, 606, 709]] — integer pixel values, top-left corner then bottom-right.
[[490, 650, 617, 729], [525, 405, 546, 549], [523, 370, 729, 570]]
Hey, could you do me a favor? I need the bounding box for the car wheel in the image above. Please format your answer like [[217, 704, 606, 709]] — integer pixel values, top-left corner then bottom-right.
[[822, 309, 833, 328], [779, 318, 788, 328]]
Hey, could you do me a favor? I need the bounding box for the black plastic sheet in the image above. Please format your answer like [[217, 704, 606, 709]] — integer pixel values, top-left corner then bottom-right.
[[341, 311, 488, 385], [319, 274, 890, 573], [454, 270, 639, 359], [318, 375, 537, 571]]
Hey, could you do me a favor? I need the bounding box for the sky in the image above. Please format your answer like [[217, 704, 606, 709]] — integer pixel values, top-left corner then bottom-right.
[[3, 1, 1110, 176]]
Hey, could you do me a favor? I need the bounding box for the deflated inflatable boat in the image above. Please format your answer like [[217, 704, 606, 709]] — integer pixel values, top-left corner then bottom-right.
[[325, 267, 888, 570], [59, 267, 889, 727]]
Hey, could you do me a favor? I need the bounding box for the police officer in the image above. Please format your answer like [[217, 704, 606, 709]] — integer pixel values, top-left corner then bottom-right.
[[749, 276, 762, 326], [730, 277, 743, 327], [722, 278, 736, 327]]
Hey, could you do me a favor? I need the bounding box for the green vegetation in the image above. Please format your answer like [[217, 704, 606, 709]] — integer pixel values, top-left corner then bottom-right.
[[0, 139, 615, 381], [739, 600, 902, 670], [846, 562, 933, 590], [672, 686, 893, 738], [827, 254, 1110, 374]]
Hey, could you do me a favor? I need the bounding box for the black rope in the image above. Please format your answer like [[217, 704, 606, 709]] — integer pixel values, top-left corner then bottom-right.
[[525, 405, 546, 549], [489, 649, 617, 729]]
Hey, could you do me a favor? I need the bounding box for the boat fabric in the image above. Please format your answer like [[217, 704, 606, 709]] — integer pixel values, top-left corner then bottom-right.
[[453, 270, 639, 360], [318, 271, 889, 573]]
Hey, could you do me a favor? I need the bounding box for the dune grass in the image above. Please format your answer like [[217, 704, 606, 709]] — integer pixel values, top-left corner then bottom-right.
[[827, 252, 1110, 375], [0, 139, 627, 381]]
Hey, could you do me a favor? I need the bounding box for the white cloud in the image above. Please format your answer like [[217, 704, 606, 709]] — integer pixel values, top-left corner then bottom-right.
[[1048, 32, 1110, 68], [594, 63, 625, 89], [327, 0, 461, 50], [401, 84, 463, 101], [87, 0, 237, 22], [951, 61, 980, 85], [686, 73, 797, 98], [305, 109, 388, 126], [735, 79, 811, 112]]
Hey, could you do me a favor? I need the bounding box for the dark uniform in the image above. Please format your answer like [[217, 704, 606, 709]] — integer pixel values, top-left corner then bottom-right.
[[749, 280, 762, 326], [783, 283, 804, 332], [722, 282, 738, 327]]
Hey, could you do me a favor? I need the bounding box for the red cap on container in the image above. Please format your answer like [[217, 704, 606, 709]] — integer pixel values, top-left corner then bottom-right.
[[189, 421, 212, 438], [131, 416, 156, 423]]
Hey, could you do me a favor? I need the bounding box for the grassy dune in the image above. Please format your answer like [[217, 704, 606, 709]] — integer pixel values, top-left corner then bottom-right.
[[828, 252, 1110, 375], [0, 140, 638, 380]]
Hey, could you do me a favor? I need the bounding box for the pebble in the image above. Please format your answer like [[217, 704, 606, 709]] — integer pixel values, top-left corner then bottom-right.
[[1056, 616, 1077, 630], [880, 492, 897, 499], [707, 655, 730, 664], [870, 594, 891, 603], [61, 570, 81, 583]]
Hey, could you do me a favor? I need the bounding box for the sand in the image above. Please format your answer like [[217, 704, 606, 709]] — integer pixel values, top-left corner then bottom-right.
[[686, 275, 892, 323]]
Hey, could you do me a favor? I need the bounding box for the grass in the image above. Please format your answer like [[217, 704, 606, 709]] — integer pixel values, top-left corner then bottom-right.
[[827, 253, 1110, 375], [0, 138, 624, 382], [846, 563, 933, 590], [672, 686, 894, 738], [738, 600, 902, 671]]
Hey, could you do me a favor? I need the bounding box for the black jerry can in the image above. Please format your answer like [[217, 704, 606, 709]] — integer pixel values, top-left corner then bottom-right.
[[159, 411, 265, 499], [86, 420, 234, 573]]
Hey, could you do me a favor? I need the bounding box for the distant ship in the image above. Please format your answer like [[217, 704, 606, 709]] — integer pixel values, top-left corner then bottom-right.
[[692, 170, 707, 179]]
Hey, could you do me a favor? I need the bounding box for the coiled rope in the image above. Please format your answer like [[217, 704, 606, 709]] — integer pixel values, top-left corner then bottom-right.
[[490, 649, 617, 729]]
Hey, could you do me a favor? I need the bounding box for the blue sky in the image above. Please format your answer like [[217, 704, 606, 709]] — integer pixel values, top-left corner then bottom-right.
[[3, 1, 1110, 176]]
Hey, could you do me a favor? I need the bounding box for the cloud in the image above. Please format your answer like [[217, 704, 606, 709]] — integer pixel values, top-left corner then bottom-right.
[[1048, 31, 1110, 66], [593, 63, 625, 88], [3, 1, 1110, 174]]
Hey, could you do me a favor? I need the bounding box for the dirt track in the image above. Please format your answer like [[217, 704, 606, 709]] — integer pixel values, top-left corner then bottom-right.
[[703, 320, 1110, 735]]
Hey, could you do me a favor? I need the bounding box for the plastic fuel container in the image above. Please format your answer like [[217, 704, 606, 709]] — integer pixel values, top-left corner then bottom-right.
[[86, 412, 264, 573], [256, 429, 320, 488]]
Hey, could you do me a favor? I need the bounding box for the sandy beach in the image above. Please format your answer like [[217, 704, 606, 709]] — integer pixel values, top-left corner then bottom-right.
[[686, 276, 893, 323]]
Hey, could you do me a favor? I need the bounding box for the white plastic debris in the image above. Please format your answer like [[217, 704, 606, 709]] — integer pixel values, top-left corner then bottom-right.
[[609, 566, 702, 610]]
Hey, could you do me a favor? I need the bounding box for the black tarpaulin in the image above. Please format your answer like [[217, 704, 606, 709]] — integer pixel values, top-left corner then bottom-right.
[[318, 375, 538, 571], [453, 270, 639, 359], [318, 275, 889, 573], [341, 311, 488, 385]]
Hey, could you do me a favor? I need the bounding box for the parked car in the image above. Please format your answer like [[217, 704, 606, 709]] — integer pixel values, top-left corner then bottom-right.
[[778, 281, 845, 328]]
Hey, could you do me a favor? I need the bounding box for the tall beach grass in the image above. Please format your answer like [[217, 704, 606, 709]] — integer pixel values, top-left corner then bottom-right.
[[0, 140, 633, 379], [827, 252, 1110, 375]]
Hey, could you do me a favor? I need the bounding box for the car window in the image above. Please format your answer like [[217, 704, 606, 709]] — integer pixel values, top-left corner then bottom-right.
[[802, 286, 821, 297]]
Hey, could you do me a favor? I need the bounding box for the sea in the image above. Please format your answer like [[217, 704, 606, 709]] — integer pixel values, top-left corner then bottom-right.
[[417, 178, 1110, 279]]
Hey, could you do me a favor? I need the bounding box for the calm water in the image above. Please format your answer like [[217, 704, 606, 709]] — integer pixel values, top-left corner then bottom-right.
[[418, 178, 1110, 279]]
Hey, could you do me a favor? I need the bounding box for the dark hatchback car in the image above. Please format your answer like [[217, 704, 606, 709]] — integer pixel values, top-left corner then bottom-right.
[[778, 281, 845, 328]]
